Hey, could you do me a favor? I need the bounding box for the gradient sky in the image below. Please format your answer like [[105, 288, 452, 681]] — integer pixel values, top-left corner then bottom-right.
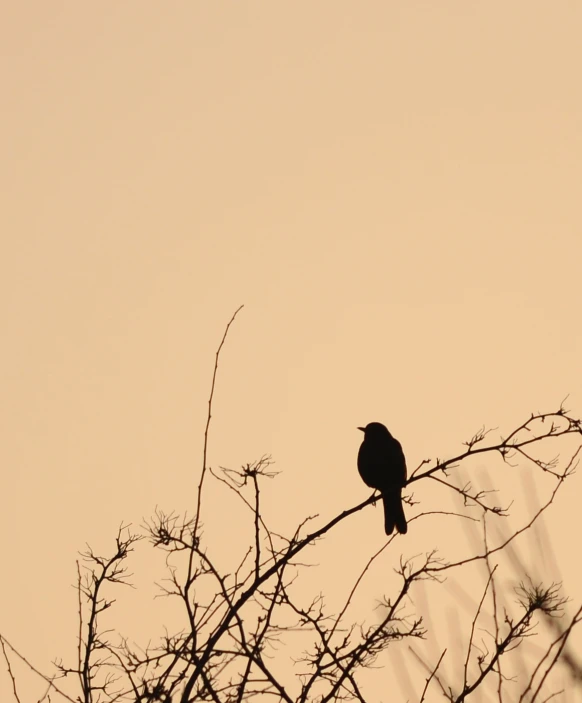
[[1, 2, 581, 700]]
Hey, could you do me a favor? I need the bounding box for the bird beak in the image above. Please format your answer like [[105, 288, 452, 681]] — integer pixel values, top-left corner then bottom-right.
[[357, 427, 365, 432]]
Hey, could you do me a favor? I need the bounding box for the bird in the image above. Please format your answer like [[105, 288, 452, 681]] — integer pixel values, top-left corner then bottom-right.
[[357, 422, 408, 535]]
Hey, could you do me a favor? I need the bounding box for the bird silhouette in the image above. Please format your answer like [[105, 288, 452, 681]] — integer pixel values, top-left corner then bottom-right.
[[357, 422, 407, 535]]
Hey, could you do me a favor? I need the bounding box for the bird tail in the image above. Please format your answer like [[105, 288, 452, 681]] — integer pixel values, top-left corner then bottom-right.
[[382, 490, 407, 536]]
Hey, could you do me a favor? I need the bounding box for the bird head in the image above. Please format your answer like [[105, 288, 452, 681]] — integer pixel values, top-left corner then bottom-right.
[[358, 422, 391, 438]]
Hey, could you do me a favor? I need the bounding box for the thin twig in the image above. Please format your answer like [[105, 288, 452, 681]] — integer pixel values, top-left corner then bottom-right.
[[193, 304, 244, 541], [419, 649, 447, 703], [0, 635, 76, 703], [0, 636, 21, 703]]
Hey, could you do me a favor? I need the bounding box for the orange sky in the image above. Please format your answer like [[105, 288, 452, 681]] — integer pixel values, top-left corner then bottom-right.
[[1, 2, 581, 700]]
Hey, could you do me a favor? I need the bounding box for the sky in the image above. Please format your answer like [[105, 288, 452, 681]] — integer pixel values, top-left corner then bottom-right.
[[1, 2, 581, 701]]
